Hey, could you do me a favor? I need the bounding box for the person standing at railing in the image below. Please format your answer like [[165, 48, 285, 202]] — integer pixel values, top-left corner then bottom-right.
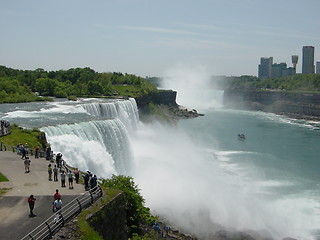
[[74, 168, 80, 184], [67, 170, 74, 189], [28, 195, 36, 217], [83, 171, 90, 191], [53, 165, 59, 182], [90, 174, 97, 190], [34, 146, 39, 158]]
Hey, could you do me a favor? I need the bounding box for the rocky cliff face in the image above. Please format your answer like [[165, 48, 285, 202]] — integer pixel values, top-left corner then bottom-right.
[[223, 89, 320, 120], [135, 90, 201, 121], [87, 192, 127, 240], [135, 90, 178, 107]]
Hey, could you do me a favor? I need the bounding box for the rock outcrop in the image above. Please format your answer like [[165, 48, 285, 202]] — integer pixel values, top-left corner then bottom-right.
[[136, 90, 202, 121]]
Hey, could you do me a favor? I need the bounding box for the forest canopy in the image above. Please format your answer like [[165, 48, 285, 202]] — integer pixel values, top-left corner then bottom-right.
[[0, 66, 157, 103]]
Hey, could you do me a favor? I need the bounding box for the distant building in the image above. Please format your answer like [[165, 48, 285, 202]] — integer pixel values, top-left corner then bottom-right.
[[302, 46, 315, 74], [291, 55, 298, 73], [316, 61, 320, 74], [271, 63, 295, 78], [258, 57, 273, 78]]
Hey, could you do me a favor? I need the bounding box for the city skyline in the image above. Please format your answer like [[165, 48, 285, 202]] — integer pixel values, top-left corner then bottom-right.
[[1, 0, 320, 78]]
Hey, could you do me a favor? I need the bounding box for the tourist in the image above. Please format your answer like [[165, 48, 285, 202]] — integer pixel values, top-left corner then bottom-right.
[[83, 171, 90, 190], [24, 143, 29, 155], [53, 189, 62, 212], [24, 157, 31, 173], [56, 153, 63, 168], [68, 170, 73, 189], [90, 174, 97, 190], [21, 147, 27, 159], [46, 146, 51, 160], [53, 165, 58, 182], [60, 170, 66, 187], [27, 194, 36, 217], [74, 168, 80, 184], [53, 199, 62, 212], [48, 164, 53, 181], [34, 146, 40, 158]]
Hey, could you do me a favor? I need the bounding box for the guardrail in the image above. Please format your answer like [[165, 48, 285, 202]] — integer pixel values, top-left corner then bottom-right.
[[21, 185, 103, 240]]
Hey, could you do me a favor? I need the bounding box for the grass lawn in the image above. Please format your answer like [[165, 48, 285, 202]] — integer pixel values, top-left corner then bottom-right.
[[0, 172, 10, 197], [0, 172, 8, 182]]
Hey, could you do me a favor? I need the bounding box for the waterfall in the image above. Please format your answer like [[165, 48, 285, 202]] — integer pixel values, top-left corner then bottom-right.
[[40, 98, 138, 177], [81, 98, 139, 130]]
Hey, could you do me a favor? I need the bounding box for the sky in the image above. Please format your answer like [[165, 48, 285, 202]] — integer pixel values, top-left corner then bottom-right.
[[1, 0, 320, 77]]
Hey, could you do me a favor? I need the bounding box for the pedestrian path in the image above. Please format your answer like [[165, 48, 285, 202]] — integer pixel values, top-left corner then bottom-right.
[[0, 151, 85, 197], [0, 151, 86, 239]]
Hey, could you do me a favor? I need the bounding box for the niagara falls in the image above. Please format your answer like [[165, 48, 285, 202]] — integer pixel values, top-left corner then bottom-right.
[[1, 67, 320, 240]]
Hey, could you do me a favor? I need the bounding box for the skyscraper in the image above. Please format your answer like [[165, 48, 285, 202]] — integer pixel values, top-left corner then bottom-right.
[[258, 57, 273, 78], [302, 46, 315, 74], [316, 61, 320, 74]]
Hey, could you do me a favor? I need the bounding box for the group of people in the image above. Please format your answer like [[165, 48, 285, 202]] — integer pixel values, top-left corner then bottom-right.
[[18, 143, 43, 159], [25, 149, 99, 218], [28, 189, 63, 218], [47, 162, 80, 190], [83, 171, 98, 191]]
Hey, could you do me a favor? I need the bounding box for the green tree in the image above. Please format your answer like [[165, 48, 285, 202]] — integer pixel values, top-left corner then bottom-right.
[[87, 80, 103, 95], [35, 78, 57, 96]]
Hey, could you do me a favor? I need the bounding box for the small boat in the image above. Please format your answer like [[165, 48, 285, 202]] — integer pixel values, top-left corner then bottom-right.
[[238, 134, 245, 140]]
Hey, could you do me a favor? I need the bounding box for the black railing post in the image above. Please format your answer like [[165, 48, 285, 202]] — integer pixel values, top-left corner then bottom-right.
[[59, 212, 65, 226], [28, 234, 34, 240], [45, 221, 52, 236], [90, 189, 94, 204], [76, 199, 82, 212]]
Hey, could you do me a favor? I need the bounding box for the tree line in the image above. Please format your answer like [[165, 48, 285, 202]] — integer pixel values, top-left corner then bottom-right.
[[220, 74, 320, 92], [0, 66, 157, 103]]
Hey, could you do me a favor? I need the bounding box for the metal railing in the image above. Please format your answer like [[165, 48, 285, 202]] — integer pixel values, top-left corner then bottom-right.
[[21, 185, 103, 240]]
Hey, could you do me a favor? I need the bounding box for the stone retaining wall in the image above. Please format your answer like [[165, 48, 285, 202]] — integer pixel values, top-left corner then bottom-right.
[[0, 120, 11, 137]]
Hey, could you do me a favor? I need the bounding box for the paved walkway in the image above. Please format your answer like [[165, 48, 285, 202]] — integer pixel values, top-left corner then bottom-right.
[[0, 150, 86, 239]]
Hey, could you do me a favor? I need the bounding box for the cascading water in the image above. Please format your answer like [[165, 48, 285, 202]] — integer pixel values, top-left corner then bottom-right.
[[42, 119, 132, 175], [40, 98, 138, 176], [81, 98, 139, 130]]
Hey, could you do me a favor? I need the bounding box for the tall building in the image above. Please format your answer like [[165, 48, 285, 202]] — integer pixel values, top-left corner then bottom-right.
[[258, 57, 273, 78], [302, 46, 315, 74], [316, 61, 320, 74], [292, 55, 298, 73]]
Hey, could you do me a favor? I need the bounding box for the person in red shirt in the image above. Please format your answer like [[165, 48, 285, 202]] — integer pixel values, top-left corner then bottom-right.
[[53, 189, 62, 212], [28, 194, 36, 217]]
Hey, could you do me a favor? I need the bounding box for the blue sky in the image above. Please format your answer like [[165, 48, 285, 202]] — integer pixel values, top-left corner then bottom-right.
[[1, 0, 320, 77]]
